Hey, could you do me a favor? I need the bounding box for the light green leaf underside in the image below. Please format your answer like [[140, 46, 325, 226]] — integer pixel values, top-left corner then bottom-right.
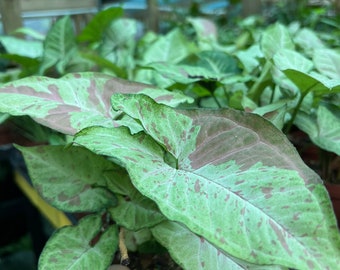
[[38, 214, 118, 270], [75, 94, 340, 270], [294, 104, 340, 155]]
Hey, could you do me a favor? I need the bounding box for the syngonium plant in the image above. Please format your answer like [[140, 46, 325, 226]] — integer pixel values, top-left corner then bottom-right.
[[0, 72, 339, 270]]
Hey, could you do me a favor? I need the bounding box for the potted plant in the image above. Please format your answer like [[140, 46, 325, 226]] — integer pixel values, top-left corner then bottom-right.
[[0, 4, 339, 269]]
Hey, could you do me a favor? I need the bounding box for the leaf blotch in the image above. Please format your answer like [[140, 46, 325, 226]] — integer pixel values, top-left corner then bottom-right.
[[194, 180, 201, 193]]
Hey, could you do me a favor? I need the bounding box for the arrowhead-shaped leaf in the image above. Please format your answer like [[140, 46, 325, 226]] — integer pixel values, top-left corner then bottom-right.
[[77, 7, 123, 43], [17, 145, 119, 212], [283, 69, 340, 96], [40, 16, 77, 74], [75, 94, 340, 269], [0, 72, 192, 135], [261, 23, 294, 60], [313, 49, 340, 79], [39, 214, 118, 270], [103, 170, 166, 230], [294, 104, 340, 155], [109, 193, 166, 231], [141, 28, 196, 65]]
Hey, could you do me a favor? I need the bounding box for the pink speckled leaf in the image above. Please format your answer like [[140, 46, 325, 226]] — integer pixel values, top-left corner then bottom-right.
[[39, 214, 118, 270], [17, 145, 118, 212], [75, 94, 340, 269], [0, 72, 192, 135]]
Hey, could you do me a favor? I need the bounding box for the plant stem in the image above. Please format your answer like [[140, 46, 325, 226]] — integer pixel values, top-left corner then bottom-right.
[[248, 60, 272, 104], [212, 93, 222, 108], [284, 92, 307, 134]]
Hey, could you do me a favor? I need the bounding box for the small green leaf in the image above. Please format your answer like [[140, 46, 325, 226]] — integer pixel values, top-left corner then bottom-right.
[[109, 194, 166, 230], [17, 145, 119, 212], [184, 50, 240, 76], [111, 93, 198, 159], [103, 170, 166, 230], [282, 69, 340, 96], [235, 44, 263, 73], [38, 214, 118, 270], [77, 7, 123, 43], [273, 49, 313, 73], [141, 28, 196, 64], [294, 104, 340, 155], [294, 28, 325, 55], [261, 23, 295, 60], [313, 49, 340, 79], [40, 16, 77, 74], [0, 36, 43, 58]]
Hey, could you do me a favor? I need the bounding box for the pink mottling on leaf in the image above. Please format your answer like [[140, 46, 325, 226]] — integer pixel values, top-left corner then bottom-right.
[[261, 187, 274, 199], [194, 180, 201, 193], [269, 220, 293, 256]]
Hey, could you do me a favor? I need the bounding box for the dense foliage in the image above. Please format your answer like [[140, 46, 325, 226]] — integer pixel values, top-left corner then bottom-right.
[[0, 5, 339, 270]]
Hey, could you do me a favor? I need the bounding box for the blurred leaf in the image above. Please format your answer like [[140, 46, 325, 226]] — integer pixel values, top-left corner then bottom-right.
[[77, 7, 123, 43], [39, 16, 77, 74], [141, 28, 196, 64], [261, 23, 294, 60], [313, 49, 340, 79], [294, 104, 340, 155]]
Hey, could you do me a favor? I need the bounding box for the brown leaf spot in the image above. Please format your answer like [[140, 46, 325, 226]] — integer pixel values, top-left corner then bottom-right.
[[261, 187, 274, 199], [235, 180, 245, 185]]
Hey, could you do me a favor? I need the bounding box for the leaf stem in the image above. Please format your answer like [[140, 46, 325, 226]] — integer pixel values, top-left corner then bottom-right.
[[284, 92, 307, 134], [212, 93, 222, 108], [248, 60, 272, 103]]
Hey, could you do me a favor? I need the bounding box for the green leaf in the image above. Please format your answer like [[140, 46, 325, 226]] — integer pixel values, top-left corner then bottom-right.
[[103, 170, 166, 230], [184, 50, 240, 76], [111, 93, 197, 159], [294, 104, 340, 155], [109, 193, 166, 230], [77, 7, 123, 43], [0, 72, 190, 135], [39, 16, 77, 74], [294, 28, 325, 55], [17, 145, 119, 212], [273, 49, 313, 73], [0, 36, 43, 58], [102, 18, 138, 49], [0, 53, 41, 76], [141, 28, 196, 65], [252, 100, 288, 130], [261, 23, 295, 60], [38, 214, 118, 270], [187, 17, 217, 41], [235, 45, 263, 73], [75, 94, 340, 270], [283, 69, 340, 96], [0, 112, 10, 124], [152, 221, 288, 270], [313, 49, 340, 79]]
